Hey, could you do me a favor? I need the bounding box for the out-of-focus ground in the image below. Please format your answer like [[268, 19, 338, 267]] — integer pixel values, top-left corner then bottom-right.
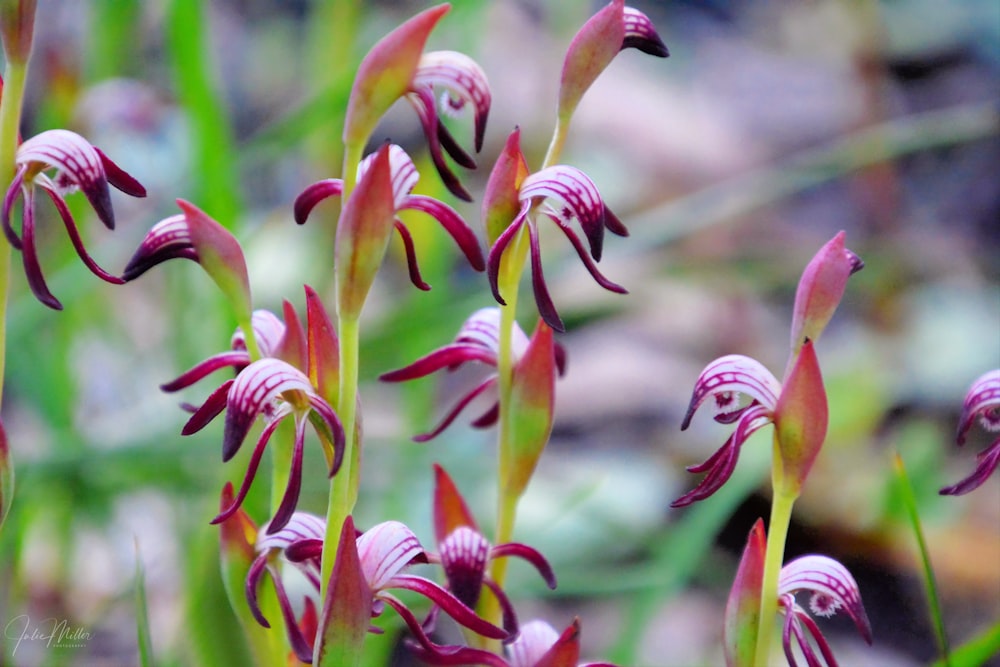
[[0, 1, 997, 666]]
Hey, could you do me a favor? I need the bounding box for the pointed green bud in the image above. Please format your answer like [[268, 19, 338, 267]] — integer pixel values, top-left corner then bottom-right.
[[316, 516, 371, 667], [774, 339, 828, 496], [724, 519, 765, 667], [482, 127, 529, 246]]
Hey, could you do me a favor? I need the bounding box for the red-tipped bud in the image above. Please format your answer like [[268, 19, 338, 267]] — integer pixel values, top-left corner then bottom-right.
[[789, 231, 863, 354], [482, 127, 529, 246]]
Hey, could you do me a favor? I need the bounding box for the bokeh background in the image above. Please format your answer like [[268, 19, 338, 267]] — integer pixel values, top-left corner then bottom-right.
[[0, 0, 997, 665]]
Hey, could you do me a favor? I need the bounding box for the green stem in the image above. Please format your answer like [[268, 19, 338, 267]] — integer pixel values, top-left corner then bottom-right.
[[0, 60, 27, 409], [754, 443, 798, 667], [541, 113, 570, 169]]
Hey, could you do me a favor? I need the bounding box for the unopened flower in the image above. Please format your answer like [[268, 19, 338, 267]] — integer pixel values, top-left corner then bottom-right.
[[294, 143, 484, 291], [181, 358, 345, 533], [487, 164, 628, 332], [379, 307, 565, 441], [941, 369, 1000, 495], [506, 619, 616, 667], [2, 129, 146, 309], [778, 555, 872, 667], [558, 0, 668, 122]]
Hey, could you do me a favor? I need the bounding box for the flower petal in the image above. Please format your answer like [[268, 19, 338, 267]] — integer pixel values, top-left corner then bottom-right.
[[521, 165, 608, 261], [405, 194, 485, 271], [681, 354, 781, 430], [121, 214, 196, 281], [490, 541, 557, 591], [293, 178, 344, 225], [356, 520, 426, 591], [414, 50, 491, 154], [956, 369, 1000, 447], [622, 6, 669, 57], [779, 555, 872, 645]]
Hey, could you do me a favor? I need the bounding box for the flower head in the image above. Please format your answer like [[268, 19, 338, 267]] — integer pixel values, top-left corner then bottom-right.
[[181, 358, 345, 534], [487, 164, 628, 332], [2, 129, 146, 309], [941, 369, 1000, 495], [778, 555, 872, 667], [379, 307, 565, 441], [294, 143, 484, 292]]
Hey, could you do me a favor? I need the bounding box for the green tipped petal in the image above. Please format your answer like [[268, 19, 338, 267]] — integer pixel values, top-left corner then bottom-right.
[[724, 519, 766, 667], [316, 516, 371, 667]]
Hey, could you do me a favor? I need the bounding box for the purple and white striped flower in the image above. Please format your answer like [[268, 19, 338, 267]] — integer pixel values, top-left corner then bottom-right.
[[778, 555, 872, 667], [2, 129, 146, 309], [941, 369, 1000, 495], [295, 143, 484, 290], [182, 358, 345, 534], [487, 164, 628, 332]]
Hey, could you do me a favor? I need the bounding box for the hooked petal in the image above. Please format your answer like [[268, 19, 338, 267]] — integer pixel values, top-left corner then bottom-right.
[[940, 442, 1000, 496], [405, 194, 485, 271], [412, 377, 498, 442], [779, 555, 872, 645], [293, 179, 344, 225], [490, 541, 557, 591], [387, 575, 507, 640], [95, 147, 147, 197], [521, 165, 608, 262], [121, 214, 196, 281], [955, 369, 1000, 447], [379, 344, 498, 382], [681, 355, 781, 430], [407, 87, 474, 201], [181, 379, 234, 435], [527, 223, 564, 332], [413, 50, 491, 154], [487, 212, 528, 307], [160, 350, 250, 392], [622, 6, 669, 57]]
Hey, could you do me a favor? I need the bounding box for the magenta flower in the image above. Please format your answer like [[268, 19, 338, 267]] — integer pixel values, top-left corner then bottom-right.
[[778, 555, 872, 667], [427, 464, 555, 636], [379, 307, 565, 441], [181, 358, 344, 534], [295, 143, 484, 290], [941, 369, 1000, 495], [248, 514, 507, 664], [505, 619, 616, 667], [487, 164, 628, 332], [2, 128, 146, 309]]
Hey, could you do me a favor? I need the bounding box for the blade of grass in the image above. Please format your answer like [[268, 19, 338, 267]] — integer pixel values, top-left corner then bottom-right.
[[931, 620, 1000, 667], [134, 539, 155, 667], [893, 450, 951, 666]]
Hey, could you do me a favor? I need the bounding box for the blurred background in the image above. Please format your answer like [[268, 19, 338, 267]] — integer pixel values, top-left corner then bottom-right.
[[0, 0, 997, 665]]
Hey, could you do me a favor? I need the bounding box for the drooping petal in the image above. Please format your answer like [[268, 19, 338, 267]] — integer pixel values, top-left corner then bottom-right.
[[95, 147, 147, 197], [413, 377, 498, 442], [266, 417, 309, 534], [386, 575, 507, 640], [527, 222, 563, 332], [16, 129, 117, 229], [181, 378, 234, 435], [680, 355, 782, 430], [955, 369, 1000, 447], [407, 86, 474, 202], [490, 541, 557, 591], [404, 194, 485, 271], [2, 166, 26, 249], [940, 442, 1000, 496], [160, 351, 250, 392], [293, 179, 344, 225], [549, 215, 627, 295], [18, 187, 63, 309], [379, 344, 498, 382], [213, 408, 289, 525], [356, 520, 426, 591], [779, 555, 872, 646], [394, 220, 432, 290], [487, 211, 529, 306], [622, 6, 669, 56]]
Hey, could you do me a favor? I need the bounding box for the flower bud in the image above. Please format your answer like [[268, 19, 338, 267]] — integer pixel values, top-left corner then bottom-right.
[[773, 340, 828, 495], [790, 231, 863, 354], [724, 519, 765, 667], [0, 0, 36, 65]]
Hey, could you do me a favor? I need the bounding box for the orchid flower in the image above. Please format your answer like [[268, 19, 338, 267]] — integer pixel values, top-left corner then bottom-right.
[[2, 128, 146, 309], [778, 555, 873, 667], [379, 307, 565, 441], [941, 369, 1000, 495], [406, 49, 491, 201], [675, 233, 862, 506], [487, 163, 628, 332], [294, 143, 484, 291], [506, 619, 616, 667], [181, 358, 344, 534], [426, 464, 556, 637], [247, 514, 507, 664]]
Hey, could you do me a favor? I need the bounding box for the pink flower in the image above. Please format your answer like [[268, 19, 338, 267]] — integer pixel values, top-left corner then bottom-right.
[[941, 369, 1000, 495]]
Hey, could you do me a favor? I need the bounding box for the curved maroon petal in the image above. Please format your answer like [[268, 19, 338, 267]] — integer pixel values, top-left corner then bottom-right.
[[415, 50, 491, 154], [481, 577, 520, 637], [387, 575, 508, 640], [268, 562, 315, 663], [212, 413, 285, 525], [245, 554, 272, 628], [413, 377, 498, 442], [18, 189, 63, 310], [122, 214, 196, 281], [490, 541, 557, 590], [2, 167, 26, 249], [388, 598, 510, 667], [438, 526, 490, 608], [266, 417, 307, 534], [602, 203, 628, 237], [527, 222, 565, 332], [783, 605, 837, 667], [469, 400, 500, 429], [437, 119, 477, 168], [405, 194, 485, 271], [521, 165, 607, 262], [622, 6, 669, 57], [379, 345, 498, 382], [38, 180, 124, 284], [956, 370, 1000, 446], [307, 393, 346, 477], [394, 220, 432, 291], [487, 212, 528, 306], [940, 441, 1000, 495], [406, 88, 472, 202], [95, 147, 147, 197], [551, 217, 628, 295], [160, 351, 250, 392], [680, 355, 781, 430], [293, 178, 344, 225], [180, 379, 234, 435]]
